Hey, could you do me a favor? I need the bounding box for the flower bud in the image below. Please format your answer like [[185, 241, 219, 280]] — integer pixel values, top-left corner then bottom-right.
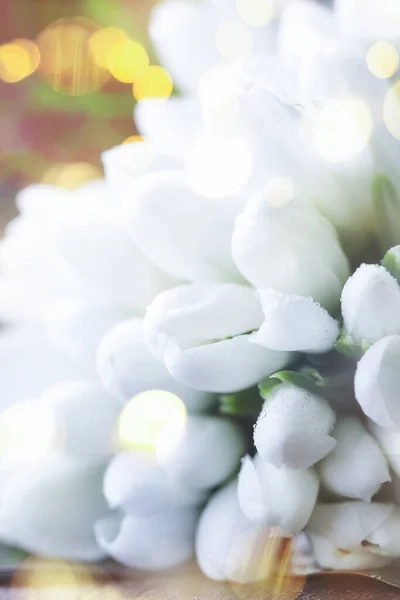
[[95, 507, 198, 570], [232, 198, 349, 312], [341, 264, 400, 345], [237, 455, 319, 533], [143, 284, 291, 393], [158, 415, 245, 490], [318, 417, 390, 501], [0, 457, 107, 561], [250, 289, 339, 353], [254, 384, 336, 469], [355, 335, 400, 427], [96, 317, 214, 413]]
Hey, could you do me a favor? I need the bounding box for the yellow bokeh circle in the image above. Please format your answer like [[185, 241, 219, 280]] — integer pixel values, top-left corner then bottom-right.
[[108, 39, 149, 83], [133, 65, 173, 101]]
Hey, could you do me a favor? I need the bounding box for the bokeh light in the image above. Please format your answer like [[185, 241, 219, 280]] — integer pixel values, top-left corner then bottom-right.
[[188, 134, 253, 198], [117, 390, 187, 453], [122, 135, 144, 144], [88, 27, 129, 69], [0, 400, 57, 466], [383, 82, 400, 139], [0, 42, 37, 83], [312, 97, 373, 162], [12, 558, 96, 597], [367, 41, 399, 79], [41, 162, 102, 189], [108, 39, 149, 83], [36, 18, 110, 95], [133, 65, 174, 100], [264, 177, 294, 207], [236, 0, 274, 28], [215, 21, 253, 59]]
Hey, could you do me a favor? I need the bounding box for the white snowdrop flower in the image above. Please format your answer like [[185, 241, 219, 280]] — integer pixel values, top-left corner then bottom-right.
[[237, 454, 319, 533], [97, 317, 214, 412], [122, 170, 245, 284], [157, 415, 245, 490], [306, 502, 393, 570], [318, 417, 390, 501], [369, 422, 400, 477], [103, 452, 207, 516], [196, 481, 288, 583], [365, 507, 400, 557], [341, 264, 400, 345], [250, 289, 339, 353], [143, 283, 291, 393], [232, 197, 350, 312], [254, 384, 336, 469], [0, 456, 107, 561], [355, 335, 400, 428], [95, 507, 199, 570]]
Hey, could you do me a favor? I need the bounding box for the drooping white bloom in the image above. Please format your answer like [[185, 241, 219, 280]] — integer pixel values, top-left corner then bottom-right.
[[341, 264, 400, 345], [196, 481, 290, 583], [318, 417, 390, 501], [121, 170, 245, 284], [143, 283, 291, 393], [232, 198, 350, 312], [157, 415, 245, 490], [95, 507, 199, 570], [306, 502, 393, 570], [369, 422, 400, 478], [0, 456, 107, 561], [97, 317, 214, 412], [250, 289, 339, 353], [237, 454, 319, 534], [365, 507, 400, 557], [355, 335, 400, 428], [254, 383, 336, 469], [103, 451, 207, 516]]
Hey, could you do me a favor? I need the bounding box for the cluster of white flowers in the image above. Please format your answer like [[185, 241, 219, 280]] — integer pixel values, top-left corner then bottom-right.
[[2, 0, 400, 583]]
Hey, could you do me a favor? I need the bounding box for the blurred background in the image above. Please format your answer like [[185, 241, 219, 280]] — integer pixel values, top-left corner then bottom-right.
[[0, 0, 161, 229]]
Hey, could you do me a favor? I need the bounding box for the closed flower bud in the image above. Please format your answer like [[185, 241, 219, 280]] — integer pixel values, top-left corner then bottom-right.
[[143, 284, 291, 393], [355, 335, 400, 427], [232, 198, 349, 312], [254, 384, 336, 469], [96, 317, 214, 413], [95, 507, 198, 570], [237, 454, 319, 533], [318, 417, 390, 501], [341, 264, 400, 345]]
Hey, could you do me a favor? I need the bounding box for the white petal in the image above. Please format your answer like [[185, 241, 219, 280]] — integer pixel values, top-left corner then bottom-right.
[[335, 0, 400, 41], [46, 302, 124, 371], [144, 284, 263, 357], [370, 422, 400, 477], [308, 534, 391, 570], [135, 98, 201, 161], [96, 317, 215, 413], [124, 170, 244, 283], [250, 290, 339, 353], [164, 335, 291, 394], [237, 455, 319, 534], [232, 198, 350, 311], [102, 141, 181, 203], [149, 0, 219, 93], [318, 417, 390, 501], [40, 382, 120, 464], [158, 415, 245, 490], [355, 335, 400, 428], [254, 384, 336, 469], [366, 507, 400, 557], [103, 452, 206, 515], [0, 326, 85, 411], [0, 457, 107, 561], [306, 502, 393, 549], [341, 264, 400, 345], [95, 507, 198, 570]]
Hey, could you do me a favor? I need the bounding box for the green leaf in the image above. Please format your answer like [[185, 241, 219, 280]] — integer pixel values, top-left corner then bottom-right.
[[220, 388, 263, 417]]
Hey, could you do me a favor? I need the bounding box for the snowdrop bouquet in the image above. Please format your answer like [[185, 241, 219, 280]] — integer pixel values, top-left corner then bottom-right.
[[3, 0, 400, 585]]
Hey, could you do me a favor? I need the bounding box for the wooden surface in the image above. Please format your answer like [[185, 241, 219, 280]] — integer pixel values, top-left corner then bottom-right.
[[0, 563, 399, 599]]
